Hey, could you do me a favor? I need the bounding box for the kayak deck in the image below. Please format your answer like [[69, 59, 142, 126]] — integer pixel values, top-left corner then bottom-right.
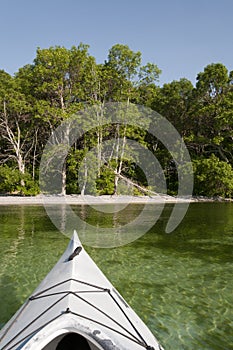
[[0, 231, 164, 350]]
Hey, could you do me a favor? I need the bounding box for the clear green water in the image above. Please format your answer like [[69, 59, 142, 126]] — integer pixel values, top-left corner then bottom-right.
[[0, 203, 232, 349]]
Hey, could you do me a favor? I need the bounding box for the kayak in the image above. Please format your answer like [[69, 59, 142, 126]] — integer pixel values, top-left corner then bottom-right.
[[0, 231, 164, 350]]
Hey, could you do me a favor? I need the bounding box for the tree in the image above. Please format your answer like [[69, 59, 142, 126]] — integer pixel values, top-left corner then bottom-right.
[[23, 45, 100, 194], [0, 71, 35, 181], [196, 63, 229, 100], [193, 155, 233, 197], [0, 43, 232, 198], [190, 63, 233, 162], [107, 44, 141, 81], [134, 63, 161, 107], [152, 78, 194, 137], [105, 44, 142, 103], [138, 63, 161, 85]]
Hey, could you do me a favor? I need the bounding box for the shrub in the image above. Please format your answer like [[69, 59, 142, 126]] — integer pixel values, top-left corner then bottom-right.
[[0, 165, 39, 195], [193, 155, 233, 198]]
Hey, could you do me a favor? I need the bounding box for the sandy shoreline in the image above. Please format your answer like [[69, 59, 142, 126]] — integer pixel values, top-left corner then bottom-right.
[[0, 194, 197, 205], [0, 194, 230, 205]]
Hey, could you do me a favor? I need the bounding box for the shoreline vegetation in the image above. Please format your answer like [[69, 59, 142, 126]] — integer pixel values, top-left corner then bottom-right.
[[0, 44, 232, 199], [0, 194, 231, 206]]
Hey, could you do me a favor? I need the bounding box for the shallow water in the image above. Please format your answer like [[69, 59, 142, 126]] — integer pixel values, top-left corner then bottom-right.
[[0, 203, 232, 349]]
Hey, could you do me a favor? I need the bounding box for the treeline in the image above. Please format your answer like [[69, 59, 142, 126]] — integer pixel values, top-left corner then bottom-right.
[[0, 43, 232, 197]]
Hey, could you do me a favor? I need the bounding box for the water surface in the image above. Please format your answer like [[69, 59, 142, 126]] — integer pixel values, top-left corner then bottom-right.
[[0, 203, 232, 349]]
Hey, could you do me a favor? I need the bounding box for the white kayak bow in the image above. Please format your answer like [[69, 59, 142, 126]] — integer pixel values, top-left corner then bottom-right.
[[0, 231, 164, 350]]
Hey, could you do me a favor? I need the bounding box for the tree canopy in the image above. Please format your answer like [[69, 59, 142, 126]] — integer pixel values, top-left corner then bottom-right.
[[0, 44, 232, 198]]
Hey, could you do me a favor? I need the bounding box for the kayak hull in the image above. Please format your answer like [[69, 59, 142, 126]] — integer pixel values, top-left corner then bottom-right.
[[0, 231, 164, 350]]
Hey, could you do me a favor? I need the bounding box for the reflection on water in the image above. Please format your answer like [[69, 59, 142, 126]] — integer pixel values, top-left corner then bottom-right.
[[0, 203, 232, 349], [43, 202, 165, 247]]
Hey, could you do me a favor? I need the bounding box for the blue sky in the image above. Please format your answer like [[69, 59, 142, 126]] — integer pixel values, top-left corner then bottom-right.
[[0, 0, 232, 86]]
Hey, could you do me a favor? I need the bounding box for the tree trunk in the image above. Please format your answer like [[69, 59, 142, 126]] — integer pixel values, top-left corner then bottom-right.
[[113, 174, 119, 195], [81, 157, 88, 196], [18, 154, 25, 187], [32, 129, 38, 180], [97, 120, 102, 177], [61, 163, 66, 195], [113, 124, 126, 195]]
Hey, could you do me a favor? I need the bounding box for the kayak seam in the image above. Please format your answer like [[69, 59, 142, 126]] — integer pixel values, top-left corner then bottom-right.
[[29, 289, 143, 345], [29, 279, 153, 349], [0, 300, 30, 343], [1, 288, 151, 350], [1, 293, 68, 350], [71, 291, 142, 343], [29, 289, 108, 299], [109, 290, 148, 347], [69, 310, 148, 348], [2, 313, 64, 350], [30, 278, 109, 299]]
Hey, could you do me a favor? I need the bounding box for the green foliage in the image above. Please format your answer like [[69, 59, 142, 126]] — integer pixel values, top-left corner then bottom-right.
[[19, 174, 40, 196], [107, 44, 141, 80], [153, 78, 194, 136], [0, 165, 39, 195], [138, 63, 161, 85], [193, 155, 233, 198], [196, 63, 229, 99], [66, 150, 81, 194], [0, 43, 232, 198], [0, 165, 21, 193], [96, 166, 115, 195]]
